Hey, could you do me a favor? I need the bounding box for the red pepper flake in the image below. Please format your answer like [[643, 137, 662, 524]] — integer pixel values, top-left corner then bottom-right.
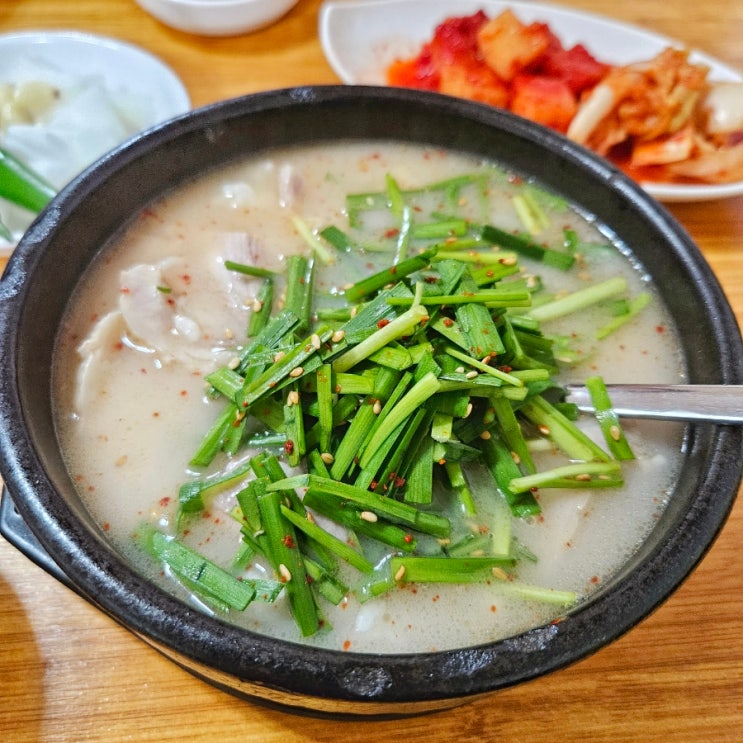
[[284, 439, 294, 456], [181, 274, 191, 284], [113, 342, 124, 351], [590, 575, 600, 584], [377, 318, 390, 329], [159, 497, 171, 507], [384, 228, 400, 239], [369, 479, 378, 491], [102, 522, 110, 532], [152, 411, 160, 418], [120, 287, 131, 294], [281, 534, 296, 548], [656, 325, 666, 334], [442, 317, 454, 327], [403, 534, 414, 544], [342, 640, 351, 651], [180, 389, 188, 397], [490, 605, 497, 613], [393, 475, 406, 488]]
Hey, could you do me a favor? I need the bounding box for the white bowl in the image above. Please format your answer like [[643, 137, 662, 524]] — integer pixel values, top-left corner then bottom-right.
[[135, 0, 299, 36]]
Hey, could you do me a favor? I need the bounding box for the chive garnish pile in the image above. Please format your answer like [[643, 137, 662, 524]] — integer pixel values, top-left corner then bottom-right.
[[139, 171, 649, 637]]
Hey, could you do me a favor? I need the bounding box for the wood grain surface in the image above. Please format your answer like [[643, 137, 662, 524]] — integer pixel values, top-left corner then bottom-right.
[[1, 1, 742, 740]]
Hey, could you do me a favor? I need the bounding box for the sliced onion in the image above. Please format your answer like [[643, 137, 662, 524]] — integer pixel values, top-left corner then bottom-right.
[[700, 82, 743, 135]]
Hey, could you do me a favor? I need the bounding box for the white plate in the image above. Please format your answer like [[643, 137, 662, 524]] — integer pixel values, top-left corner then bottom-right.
[[0, 31, 191, 253], [319, 0, 743, 202]]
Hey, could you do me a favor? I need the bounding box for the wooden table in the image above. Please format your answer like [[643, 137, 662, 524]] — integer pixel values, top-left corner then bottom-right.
[[1, 1, 742, 740]]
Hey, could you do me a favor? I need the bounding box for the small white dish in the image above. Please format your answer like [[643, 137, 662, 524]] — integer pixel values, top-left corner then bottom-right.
[[0, 31, 190, 125], [319, 0, 743, 202], [0, 30, 191, 254], [135, 0, 299, 37]]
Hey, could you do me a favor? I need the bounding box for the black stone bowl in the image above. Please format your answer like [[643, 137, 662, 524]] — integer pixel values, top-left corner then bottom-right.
[[0, 86, 741, 718]]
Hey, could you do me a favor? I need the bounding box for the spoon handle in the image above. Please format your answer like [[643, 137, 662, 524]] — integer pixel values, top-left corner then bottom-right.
[[565, 384, 743, 424]]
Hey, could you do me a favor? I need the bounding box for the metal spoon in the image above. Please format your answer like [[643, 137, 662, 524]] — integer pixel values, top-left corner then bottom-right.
[[564, 384, 743, 424]]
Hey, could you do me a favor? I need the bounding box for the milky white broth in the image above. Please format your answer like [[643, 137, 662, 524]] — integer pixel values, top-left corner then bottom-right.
[[53, 142, 685, 653]]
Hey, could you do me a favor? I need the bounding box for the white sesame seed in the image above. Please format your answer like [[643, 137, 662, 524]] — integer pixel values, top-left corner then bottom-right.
[[311, 333, 322, 350], [465, 370, 478, 379], [227, 356, 240, 370], [372, 399, 382, 415], [286, 390, 300, 406], [331, 329, 346, 343], [252, 298, 263, 313], [273, 350, 286, 363], [479, 430, 491, 440], [360, 510, 378, 523], [320, 452, 335, 465], [394, 565, 406, 582], [289, 366, 304, 378], [279, 564, 292, 582], [491, 567, 508, 581], [610, 425, 621, 441]]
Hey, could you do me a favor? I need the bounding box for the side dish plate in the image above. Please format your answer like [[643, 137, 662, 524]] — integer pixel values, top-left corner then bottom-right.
[[319, 0, 743, 202], [0, 31, 191, 253], [0, 31, 191, 120]]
